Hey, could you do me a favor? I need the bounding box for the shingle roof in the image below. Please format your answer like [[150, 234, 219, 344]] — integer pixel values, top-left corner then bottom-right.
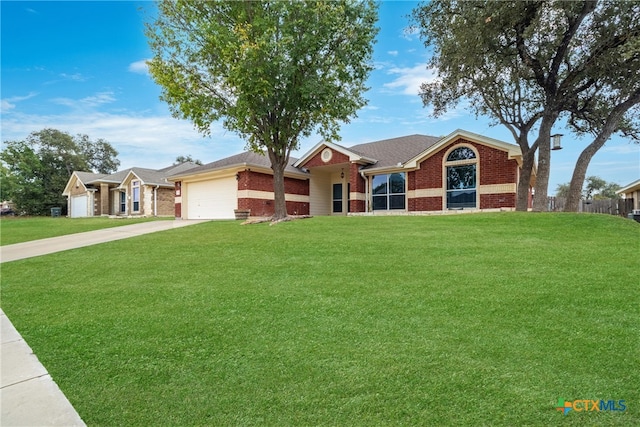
[[76, 171, 106, 183], [157, 162, 199, 175], [349, 134, 441, 170], [169, 151, 306, 178], [77, 162, 199, 187]]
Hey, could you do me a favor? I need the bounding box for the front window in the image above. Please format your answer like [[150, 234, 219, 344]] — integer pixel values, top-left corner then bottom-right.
[[446, 147, 477, 209], [132, 180, 140, 212], [372, 173, 406, 210]]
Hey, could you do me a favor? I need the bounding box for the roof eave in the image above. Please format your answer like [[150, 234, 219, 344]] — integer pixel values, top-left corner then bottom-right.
[[293, 140, 377, 167], [168, 162, 309, 182], [616, 178, 640, 194]]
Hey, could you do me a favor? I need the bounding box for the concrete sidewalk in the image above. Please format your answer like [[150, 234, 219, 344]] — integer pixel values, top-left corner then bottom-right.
[[0, 219, 208, 426], [1, 310, 85, 426]]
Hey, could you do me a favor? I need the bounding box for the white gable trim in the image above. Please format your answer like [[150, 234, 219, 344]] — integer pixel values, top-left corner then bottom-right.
[[62, 172, 87, 196], [293, 140, 376, 168], [117, 171, 143, 189]]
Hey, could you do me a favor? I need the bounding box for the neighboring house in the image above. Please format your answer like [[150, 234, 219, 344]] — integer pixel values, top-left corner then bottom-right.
[[62, 162, 198, 218], [170, 129, 530, 220], [616, 179, 640, 211]]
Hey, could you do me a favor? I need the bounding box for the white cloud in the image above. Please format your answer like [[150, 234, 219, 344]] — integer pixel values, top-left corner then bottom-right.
[[128, 59, 150, 75], [0, 92, 38, 113], [60, 72, 86, 82], [387, 50, 399, 56], [601, 143, 640, 155], [0, 110, 246, 169], [52, 91, 116, 109], [382, 63, 437, 96]]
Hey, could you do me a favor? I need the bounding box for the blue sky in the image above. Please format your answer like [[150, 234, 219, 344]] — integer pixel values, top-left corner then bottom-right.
[[2, 1, 638, 194]]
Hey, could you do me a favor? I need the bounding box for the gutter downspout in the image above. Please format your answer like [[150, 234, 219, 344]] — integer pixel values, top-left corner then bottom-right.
[[154, 185, 159, 216], [360, 169, 369, 213]]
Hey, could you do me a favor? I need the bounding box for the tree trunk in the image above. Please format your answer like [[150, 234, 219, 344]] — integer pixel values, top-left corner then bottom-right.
[[268, 148, 288, 221], [516, 150, 535, 211], [564, 149, 593, 212], [564, 92, 640, 211], [532, 114, 558, 212]]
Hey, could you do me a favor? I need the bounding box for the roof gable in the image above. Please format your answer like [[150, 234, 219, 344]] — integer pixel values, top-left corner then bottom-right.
[[119, 167, 175, 188], [293, 140, 376, 168], [404, 129, 522, 168]]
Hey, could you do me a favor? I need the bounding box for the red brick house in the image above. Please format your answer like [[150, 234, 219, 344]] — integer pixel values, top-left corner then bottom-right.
[[170, 129, 530, 219]]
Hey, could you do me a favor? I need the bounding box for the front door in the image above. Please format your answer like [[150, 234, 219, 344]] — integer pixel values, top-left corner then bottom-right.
[[332, 183, 343, 214], [120, 191, 126, 213]]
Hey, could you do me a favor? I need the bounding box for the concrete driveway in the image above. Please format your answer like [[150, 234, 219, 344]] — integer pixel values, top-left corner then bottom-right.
[[0, 219, 208, 426], [1, 219, 208, 263]]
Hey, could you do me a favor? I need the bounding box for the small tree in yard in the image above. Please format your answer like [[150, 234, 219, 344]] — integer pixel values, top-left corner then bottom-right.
[[146, 1, 378, 221]]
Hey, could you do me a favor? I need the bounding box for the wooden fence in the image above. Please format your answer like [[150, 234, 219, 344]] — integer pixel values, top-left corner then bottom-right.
[[547, 197, 634, 217]]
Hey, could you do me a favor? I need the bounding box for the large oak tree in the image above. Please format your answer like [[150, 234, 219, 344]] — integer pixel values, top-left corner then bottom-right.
[[1, 129, 120, 215], [413, 0, 640, 211], [146, 1, 378, 220]]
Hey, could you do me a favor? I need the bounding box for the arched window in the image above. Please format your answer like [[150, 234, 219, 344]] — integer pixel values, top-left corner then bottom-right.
[[445, 147, 477, 209]]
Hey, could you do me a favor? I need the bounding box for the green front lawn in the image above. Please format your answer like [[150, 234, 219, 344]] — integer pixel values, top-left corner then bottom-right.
[[0, 216, 169, 246], [1, 213, 638, 426]]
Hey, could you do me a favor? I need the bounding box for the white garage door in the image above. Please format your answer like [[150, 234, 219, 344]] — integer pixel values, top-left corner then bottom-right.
[[70, 195, 89, 218], [186, 177, 237, 219]]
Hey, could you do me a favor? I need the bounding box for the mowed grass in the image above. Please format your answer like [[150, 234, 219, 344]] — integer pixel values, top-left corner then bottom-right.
[[0, 216, 169, 246], [1, 213, 638, 426]]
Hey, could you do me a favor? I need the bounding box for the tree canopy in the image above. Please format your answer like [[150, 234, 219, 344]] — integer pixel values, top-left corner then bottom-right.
[[174, 155, 203, 166], [556, 176, 621, 200], [0, 129, 120, 215], [146, 0, 378, 219], [413, 0, 640, 211]]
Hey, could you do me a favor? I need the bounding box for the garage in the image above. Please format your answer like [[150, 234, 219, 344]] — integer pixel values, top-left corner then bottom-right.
[[186, 177, 237, 219], [70, 195, 90, 218]]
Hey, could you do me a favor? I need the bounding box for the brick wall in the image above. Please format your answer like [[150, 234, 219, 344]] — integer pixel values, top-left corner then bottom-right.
[[238, 198, 309, 216], [480, 193, 516, 209], [409, 197, 443, 211], [350, 200, 365, 212], [349, 163, 365, 193], [238, 170, 309, 195], [156, 187, 175, 216], [413, 150, 445, 190], [236, 170, 310, 216], [408, 139, 518, 211], [302, 149, 349, 168], [476, 144, 518, 185]]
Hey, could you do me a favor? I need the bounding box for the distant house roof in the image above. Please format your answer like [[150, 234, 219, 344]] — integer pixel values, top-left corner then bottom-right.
[[616, 178, 640, 195], [75, 162, 200, 187]]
